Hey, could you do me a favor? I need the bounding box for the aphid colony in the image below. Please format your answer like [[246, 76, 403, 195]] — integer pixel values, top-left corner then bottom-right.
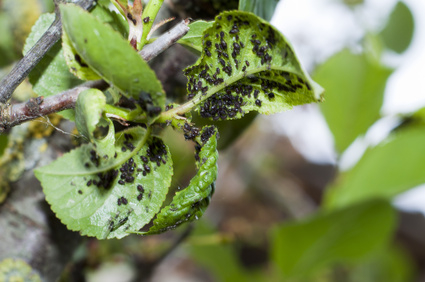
[[184, 13, 311, 121], [80, 133, 168, 208]]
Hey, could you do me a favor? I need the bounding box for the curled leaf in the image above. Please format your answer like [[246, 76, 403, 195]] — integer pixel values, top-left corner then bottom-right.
[[184, 11, 324, 121], [142, 126, 218, 234], [75, 89, 115, 158]]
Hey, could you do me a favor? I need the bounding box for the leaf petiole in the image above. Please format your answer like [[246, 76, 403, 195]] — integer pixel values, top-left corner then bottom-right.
[[103, 104, 146, 122], [138, 0, 165, 49]]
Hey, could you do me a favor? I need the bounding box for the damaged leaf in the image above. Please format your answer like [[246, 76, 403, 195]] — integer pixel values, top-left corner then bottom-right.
[[184, 11, 324, 121], [141, 126, 218, 234], [35, 127, 173, 239]]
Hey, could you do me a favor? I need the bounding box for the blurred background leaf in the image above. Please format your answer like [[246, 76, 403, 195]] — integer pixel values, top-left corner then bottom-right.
[[315, 49, 392, 153], [271, 199, 396, 278], [238, 0, 280, 21], [380, 1, 414, 54], [325, 125, 425, 210]]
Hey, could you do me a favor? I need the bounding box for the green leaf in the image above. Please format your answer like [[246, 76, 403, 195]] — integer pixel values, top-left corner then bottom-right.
[[178, 21, 214, 53], [24, 13, 82, 120], [91, 2, 128, 36], [271, 200, 396, 278], [62, 4, 128, 81], [239, 0, 279, 22], [35, 127, 174, 239], [183, 11, 324, 121], [60, 4, 165, 118], [141, 126, 218, 234], [62, 30, 102, 80], [348, 245, 415, 282], [315, 49, 392, 153], [75, 89, 115, 158], [380, 1, 414, 53], [324, 126, 425, 210]]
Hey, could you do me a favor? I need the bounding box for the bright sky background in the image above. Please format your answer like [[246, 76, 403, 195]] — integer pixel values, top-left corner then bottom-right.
[[264, 0, 425, 213]]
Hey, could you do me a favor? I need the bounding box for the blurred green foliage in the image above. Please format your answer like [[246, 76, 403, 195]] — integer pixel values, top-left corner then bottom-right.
[[271, 200, 396, 278], [325, 126, 425, 210], [238, 0, 279, 22], [380, 1, 414, 53], [315, 50, 392, 153]]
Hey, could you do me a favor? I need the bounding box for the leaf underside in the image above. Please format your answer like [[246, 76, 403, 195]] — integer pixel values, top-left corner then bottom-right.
[[142, 126, 218, 234], [184, 11, 324, 121], [35, 127, 173, 239], [75, 89, 116, 158], [60, 4, 165, 120]]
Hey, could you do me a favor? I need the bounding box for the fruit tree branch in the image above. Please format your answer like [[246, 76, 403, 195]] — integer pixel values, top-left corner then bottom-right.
[[0, 19, 190, 133], [0, 0, 97, 104]]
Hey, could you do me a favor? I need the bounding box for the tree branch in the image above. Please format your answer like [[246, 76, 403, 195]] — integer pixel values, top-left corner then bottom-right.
[[138, 18, 191, 61], [0, 19, 190, 133], [0, 0, 97, 104]]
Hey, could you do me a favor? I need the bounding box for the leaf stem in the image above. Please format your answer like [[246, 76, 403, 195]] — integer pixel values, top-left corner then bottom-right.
[[103, 104, 146, 122], [138, 0, 165, 49]]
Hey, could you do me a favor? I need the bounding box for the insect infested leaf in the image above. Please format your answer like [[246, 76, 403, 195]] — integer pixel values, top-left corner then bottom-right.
[[60, 4, 165, 120], [35, 127, 173, 239], [75, 89, 115, 158], [184, 11, 324, 121], [139, 0, 164, 48], [24, 13, 82, 120], [178, 21, 214, 53], [141, 126, 218, 234]]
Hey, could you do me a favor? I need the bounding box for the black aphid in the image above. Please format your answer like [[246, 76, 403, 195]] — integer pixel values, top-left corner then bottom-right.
[[143, 164, 151, 173]]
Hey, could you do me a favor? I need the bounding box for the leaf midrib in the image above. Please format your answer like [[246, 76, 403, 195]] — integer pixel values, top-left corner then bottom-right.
[[165, 65, 302, 118], [38, 127, 151, 176]]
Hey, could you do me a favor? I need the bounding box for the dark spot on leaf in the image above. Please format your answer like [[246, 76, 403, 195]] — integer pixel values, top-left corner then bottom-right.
[[74, 54, 88, 68]]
